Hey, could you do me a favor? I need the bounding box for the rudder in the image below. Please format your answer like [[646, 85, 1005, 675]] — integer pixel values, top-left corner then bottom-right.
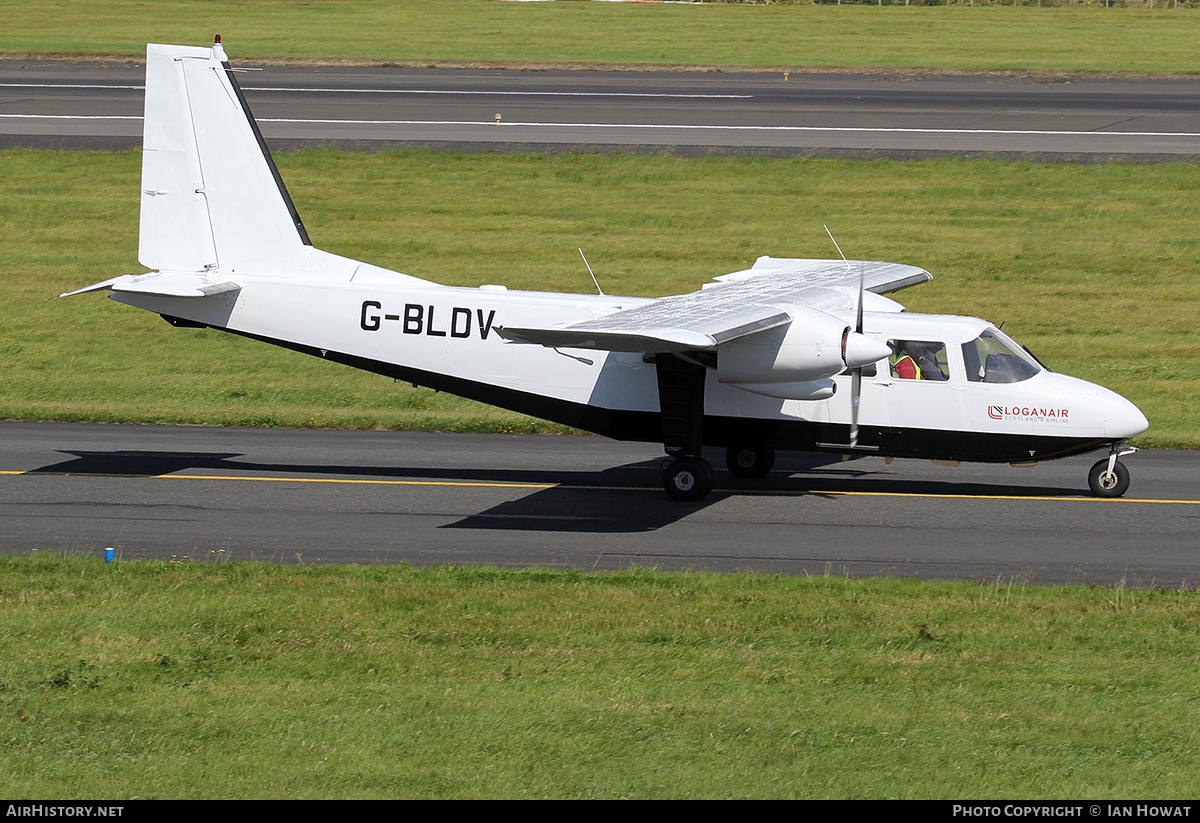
[[139, 39, 310, 276]]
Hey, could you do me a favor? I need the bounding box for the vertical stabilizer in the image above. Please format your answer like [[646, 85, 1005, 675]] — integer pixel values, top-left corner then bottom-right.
[[139, 40, 311, 276]]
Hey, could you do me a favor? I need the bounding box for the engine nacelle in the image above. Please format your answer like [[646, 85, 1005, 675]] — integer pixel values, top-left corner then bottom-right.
[[717, 306, 850, 385], [861, 291, 906, 313], [727, 378, 836, 401]]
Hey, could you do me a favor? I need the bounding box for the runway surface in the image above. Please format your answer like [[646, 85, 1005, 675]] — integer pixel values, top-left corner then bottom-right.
[[3, 422, 1196, 586], [4, 60, 1200, 158]]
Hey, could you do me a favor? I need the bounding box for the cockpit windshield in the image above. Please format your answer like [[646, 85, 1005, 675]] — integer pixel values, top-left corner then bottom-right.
[[961, 328, 1042, 384]]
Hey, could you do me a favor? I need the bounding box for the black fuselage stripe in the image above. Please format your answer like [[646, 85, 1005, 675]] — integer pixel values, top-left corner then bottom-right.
[[193, 320, 1113, 464]]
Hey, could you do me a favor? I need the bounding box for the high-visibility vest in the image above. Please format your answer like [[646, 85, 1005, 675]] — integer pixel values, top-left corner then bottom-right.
[[893, 354, 922, 380]]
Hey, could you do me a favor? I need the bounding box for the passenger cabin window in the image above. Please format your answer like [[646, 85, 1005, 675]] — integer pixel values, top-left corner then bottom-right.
[[889, 340, 949, 381], [961, 328, 1041, 384]]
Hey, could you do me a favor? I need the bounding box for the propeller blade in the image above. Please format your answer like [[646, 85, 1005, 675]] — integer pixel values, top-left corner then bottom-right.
[[850, 366, 861, 448], [827, 228, 871, 451], [856, 261, 865, 335], [849, 260, 865, 449]]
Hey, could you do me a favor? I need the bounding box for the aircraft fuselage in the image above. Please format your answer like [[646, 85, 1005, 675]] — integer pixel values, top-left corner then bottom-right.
[[119, 264, 1145, 469]]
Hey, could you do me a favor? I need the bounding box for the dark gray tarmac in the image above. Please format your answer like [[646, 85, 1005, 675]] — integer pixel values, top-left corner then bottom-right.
[[4, 60, 1200, 158], [3, 422, 1197, 586]]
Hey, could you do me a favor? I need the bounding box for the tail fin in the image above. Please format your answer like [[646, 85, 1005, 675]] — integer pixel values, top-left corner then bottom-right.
[[139, 39, 310, 276]]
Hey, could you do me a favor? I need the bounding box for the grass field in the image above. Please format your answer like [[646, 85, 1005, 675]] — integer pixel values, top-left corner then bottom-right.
[[2, 554, 1199, 799], [6, 147, 1197, 447], [3, 1, 1200, 75]]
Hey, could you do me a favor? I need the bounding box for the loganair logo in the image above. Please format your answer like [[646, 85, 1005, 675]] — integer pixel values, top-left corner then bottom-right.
[[988, 405, 1069, 423]]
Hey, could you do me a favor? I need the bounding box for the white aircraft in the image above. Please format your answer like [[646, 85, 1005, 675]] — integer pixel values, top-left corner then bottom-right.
[[63, 39, 1149, 501]]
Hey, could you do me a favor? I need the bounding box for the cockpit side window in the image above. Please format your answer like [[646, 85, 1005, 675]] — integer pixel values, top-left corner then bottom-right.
[[961, 328, 1041, 384], [889, 340, 949, 381]]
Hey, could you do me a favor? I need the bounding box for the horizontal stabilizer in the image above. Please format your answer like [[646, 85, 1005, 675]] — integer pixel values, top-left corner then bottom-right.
[[60, 272, 241, 299]]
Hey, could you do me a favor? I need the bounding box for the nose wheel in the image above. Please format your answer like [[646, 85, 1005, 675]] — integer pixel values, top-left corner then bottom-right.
[[1088, 446, 1136, 498], [1088, 459, 1130, 498]]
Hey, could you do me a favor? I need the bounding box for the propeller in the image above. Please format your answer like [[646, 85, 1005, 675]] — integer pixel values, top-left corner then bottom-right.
[[827, 226, 881, 450], [841, 264, 890, 447], [849, 263, 865, 448]]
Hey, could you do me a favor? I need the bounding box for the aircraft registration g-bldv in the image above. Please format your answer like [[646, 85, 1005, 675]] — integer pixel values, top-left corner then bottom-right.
[[64, 39, 1149, 501]]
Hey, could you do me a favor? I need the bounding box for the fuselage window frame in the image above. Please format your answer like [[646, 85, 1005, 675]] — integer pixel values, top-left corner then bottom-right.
[[889, 339, 950, 382]]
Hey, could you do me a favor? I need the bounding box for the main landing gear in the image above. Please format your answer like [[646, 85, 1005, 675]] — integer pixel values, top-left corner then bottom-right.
[[656, 354, 715, 502], [725, 446, 776, 479], [655, 354, 782, 500], [1088, 445, 1137, 498], [655, 352, 784, 500], [662, 456, 714, 502], [661, 447, 777, 501]]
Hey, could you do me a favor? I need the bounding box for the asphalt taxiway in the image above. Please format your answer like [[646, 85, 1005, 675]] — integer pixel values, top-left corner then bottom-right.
[[3, 422, 1196, 586]]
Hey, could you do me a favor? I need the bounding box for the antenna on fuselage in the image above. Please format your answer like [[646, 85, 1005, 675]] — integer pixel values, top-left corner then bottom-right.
[[579, 248, 604, 296], [824, 224, 848, 264]]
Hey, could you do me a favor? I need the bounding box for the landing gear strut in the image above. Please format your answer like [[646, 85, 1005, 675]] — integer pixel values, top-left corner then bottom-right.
[[1088, 445, 1137, 498]]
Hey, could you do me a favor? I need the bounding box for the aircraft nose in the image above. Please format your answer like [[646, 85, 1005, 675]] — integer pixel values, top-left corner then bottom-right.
[[1106, 395, 1149, 441]]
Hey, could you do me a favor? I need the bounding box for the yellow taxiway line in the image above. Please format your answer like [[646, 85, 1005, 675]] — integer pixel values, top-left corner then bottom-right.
[[4, 469, 1198, 505]]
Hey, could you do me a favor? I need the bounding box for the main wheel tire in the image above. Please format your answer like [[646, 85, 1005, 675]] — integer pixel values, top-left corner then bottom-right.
[[725, 447, 776, 479], [1088, 459, 1130, 498], [663, 457, 715, 501]]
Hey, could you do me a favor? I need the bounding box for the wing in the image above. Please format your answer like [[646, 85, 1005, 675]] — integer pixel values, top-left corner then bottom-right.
[[497, 256, 931, 353]]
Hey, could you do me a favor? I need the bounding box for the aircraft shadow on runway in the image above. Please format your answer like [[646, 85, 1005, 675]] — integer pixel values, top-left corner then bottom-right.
[[27, 448, 1087, 534], [28, 450, 246, 477]]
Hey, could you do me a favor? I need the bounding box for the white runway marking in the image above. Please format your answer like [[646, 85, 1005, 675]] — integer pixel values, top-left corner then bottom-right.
[[259, 117, 1200, 139], [4, 112, 1197, 141], [0, 83, 143, 89], [250, 86, 754, 99], [0, 81, 752, 99], [0, 113, 141, 120]]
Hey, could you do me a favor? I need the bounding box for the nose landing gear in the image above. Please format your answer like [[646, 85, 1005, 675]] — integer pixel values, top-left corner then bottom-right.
[[1088, 445, 1137, 498]]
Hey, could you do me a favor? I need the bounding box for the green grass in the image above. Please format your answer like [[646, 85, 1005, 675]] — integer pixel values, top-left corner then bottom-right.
[[5, 147, 1197, 447], [3, 1, 1200, 75], [1, 554, 1198, 799]]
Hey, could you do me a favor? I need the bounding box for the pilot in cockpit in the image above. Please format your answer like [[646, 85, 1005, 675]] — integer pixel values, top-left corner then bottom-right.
[[892, 340, 948, 381]]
